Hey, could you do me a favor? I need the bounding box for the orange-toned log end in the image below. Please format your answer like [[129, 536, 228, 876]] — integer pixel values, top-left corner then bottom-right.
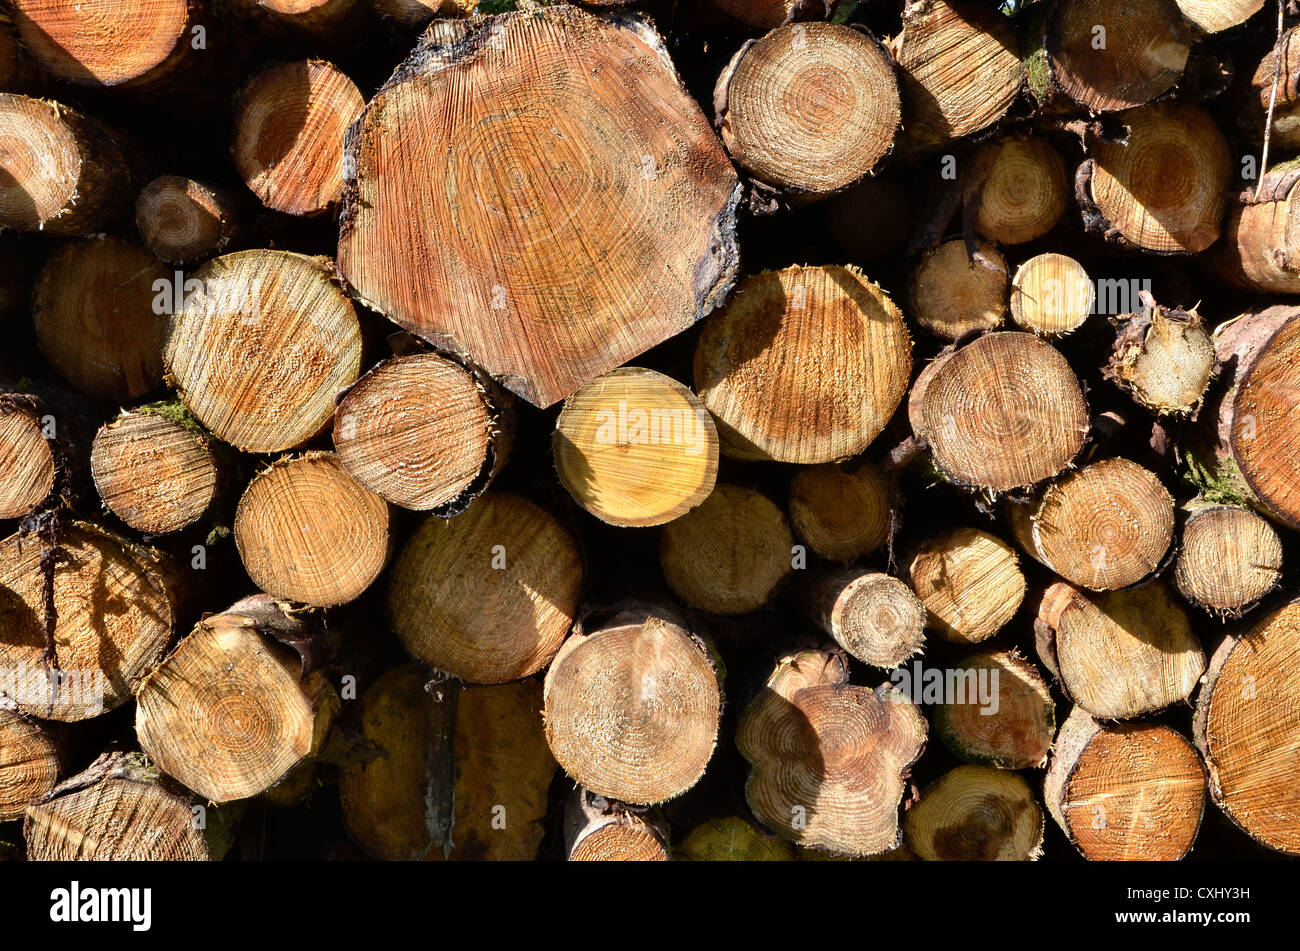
[[715, 22, 899, 195], [890, 0, 1023, 155], [388, 492, 582, 683], [708, 0, 811, 30], [544, 603, 721, 805], [935, 650, 1055, 770], [340, 664, 455, 860], [92, 409, 218, 535], [24, 752, 208, 860], [554, 367, 718, 528], [34, 236, 168, 401], [1194, 599, 1300, 855], [1175, 504, 1283, 617], [1212, 167, 1300, 294], [1229, 312, 1300, 528], [695, 265, 911, 463], [0, 396, 55, 519], [335, 353, 507, 513], [1083, 104, 1231, 254], [136, 175, 240, 265], [234, 452, 389, 608], [1177, 0, 1264, 32], [254, 0, 361, 36], [564, 788, 668, 861], [0, 94, 133, 236], [233, 60, 364, 216], [135, 606, 330, 804], [972, 136, 1069, 246], [0, 522, 175, 721], [338, 7, 740, 408], [905, 765, 1044, 861], [907, 239, 1007, 341], [675, 816, 796, 861], [908, 332, 1088, 492], [907, 527, 1026, 644], [788, 458, 893, 562], [1048, 0, 1190, 112], [165, 250, 363, 453], [10, 0, 193, 87], [1047, 707, 1205, 861], [737, 646, 927, 856], [1038, 581, 1205, 720], [0, 710, 59, 822], [1008, 457, 1174, 591], [660, 483, 793, 615], [807, 569, 926, 669]]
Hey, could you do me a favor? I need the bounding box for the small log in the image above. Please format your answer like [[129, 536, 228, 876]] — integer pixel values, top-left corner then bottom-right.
[[1008, 457, 1174, 592], [714, 22, 899, 195], [564, 787, 669, 862], [738, 646, 927, 856], [904, 765, 1044, 861], [544, 602, 721, 805], [787, 458, 893, 562], [659, 483, 793, 615], [24, 751, 208, 861], [675, 816, 795, 861], [970, 135, 1069, 246], [1037, 580, 1205, 719], [165, 249, 363, 453], [34, 236, 168, 401], [906, 239, 1007, 341], [335, 352, 513, 513], [1194, 598, 1300, 855], [135, 598, 337, 803], [1009, 253, 1094, 337], [907, 527, 1026, 643], [1047, 0, 1190, 112], [0, 709, 59, 822], [1174, 502, 1283, 617], [135, 175, 241, 265], [694, 265, 911, 463], [553, 367, 718, 527], [1105, 301, 1215, 414], [807, 569, 925, 668], [387, 492, 583, 683], [1078, 103, 1231, 254], [91, 407, 219, 536], [0, 521, 175, 721], [233, 59, 365, 216], [1045, 707, 1205, 861], [0, 395, 55, 519], [337, 6, 740, 408], [908, 332, 1089, 492], [934, 649, 1055, 770], [889, 0, 1023, 155], [339, 664, 455, 860], [0, 93, 136, 235]]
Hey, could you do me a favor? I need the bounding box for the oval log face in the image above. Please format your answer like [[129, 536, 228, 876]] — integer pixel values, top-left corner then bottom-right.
[[338, 7, 740, 408]]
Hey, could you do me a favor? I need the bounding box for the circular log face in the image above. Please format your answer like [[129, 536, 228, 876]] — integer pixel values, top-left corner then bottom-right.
[[11, 0, 190, 85], [1232, 315, 1300, 527], [908, 527, 1026, 643], [935, 650, 1054, 770], [1049, 0, 1190, 112], [136, 176, 236, 264], [25, 777, 208, 860], [0, 94, 82, 227], [0, 710, 59, 822], [905, 765, 1044, 861], [718, 22, 900, 194], [1175, 506, 1283, 614], [788, 461, 892, 562], [975, 137, 1069, 245], [0, 404, 54, 519], [909, 332, 1088, 492], [338, 7, 740, 408]]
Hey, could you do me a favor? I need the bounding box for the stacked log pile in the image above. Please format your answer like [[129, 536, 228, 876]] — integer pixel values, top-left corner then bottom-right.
[[1, 0, 1299, 863]]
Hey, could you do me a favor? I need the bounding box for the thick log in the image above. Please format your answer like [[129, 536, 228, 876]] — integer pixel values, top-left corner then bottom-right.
[[787, 458, 893, 562], [0, 395, 55, 519], [907, 527, 1026, 644], [387, 492, 583, 683], [738, 646, 927, 856], [1046, 707, 1205, 861], [714, 22, 899, 195], [553, 367, 718, 527], [904, 765, 1043, 861], [544, 602, 721, 805], [907, 239, 1007, 341], [1174, 502, 1283, 616], [934, 649, 1055, 770], [694, 265, 911, 463], [338, 6, 740, 408], [0, 709, 59, 822], [1212, 167, 1300, 294], [971, 135, 1069, 246], [659, 483, 793, 615]]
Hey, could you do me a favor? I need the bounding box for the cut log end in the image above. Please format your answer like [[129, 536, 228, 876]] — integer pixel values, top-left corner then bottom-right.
[[1009, 253, 1094, 337], [554, 367, 718, 527], [675, 816, 795, 861], [564, 788, 668, 861], [1175, 504, 1283, 616], [135, 175, 240, 265], [907, 527, 1026, 643], [907, 239, 1007, 341], [935, 650, 1055, 770], [1107, 304, 1215, 414], [0, 710, 59, 822], [0, 398, 55, 518], [905, 765, 1044, 861], [788, 458, 893, 562], [809, 569, 926, 668], [973, 136, 1069, 245]]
